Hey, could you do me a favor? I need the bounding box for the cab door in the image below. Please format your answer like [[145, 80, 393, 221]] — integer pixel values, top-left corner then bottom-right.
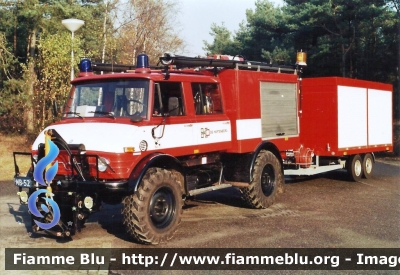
[[149, 81, 195, 156], [190, 83, 232, 152]]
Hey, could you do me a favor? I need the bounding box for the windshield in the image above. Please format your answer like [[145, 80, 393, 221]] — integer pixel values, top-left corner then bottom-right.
[[64, 79, 149, 119]]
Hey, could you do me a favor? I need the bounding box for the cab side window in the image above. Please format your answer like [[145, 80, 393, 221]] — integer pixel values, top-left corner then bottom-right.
[[192, 83, 223, 115], [153, 82, 185, 116]]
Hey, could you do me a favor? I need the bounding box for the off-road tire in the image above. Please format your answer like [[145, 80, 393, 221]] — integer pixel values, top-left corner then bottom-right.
[[122, 168, 183, 244], [241, 150, 284, 209]]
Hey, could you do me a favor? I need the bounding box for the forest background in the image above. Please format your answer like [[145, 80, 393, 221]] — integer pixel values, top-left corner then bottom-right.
[[0, 0, 398, 154]]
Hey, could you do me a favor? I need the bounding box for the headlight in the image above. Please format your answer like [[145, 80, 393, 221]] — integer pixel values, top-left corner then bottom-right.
[[84, 196, 94, 209], [18, 191, 28, 203], [97, 157, 110, 172]]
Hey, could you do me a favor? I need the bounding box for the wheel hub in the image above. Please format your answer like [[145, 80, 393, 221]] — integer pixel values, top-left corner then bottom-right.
[[261, 164, 275, 196], [149, 187, 175, 228], [365, 158, 372, 174], [354, 160, 362, 177]]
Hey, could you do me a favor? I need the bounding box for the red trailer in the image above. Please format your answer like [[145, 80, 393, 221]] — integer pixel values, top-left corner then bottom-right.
[[284, 77, 393, 180]]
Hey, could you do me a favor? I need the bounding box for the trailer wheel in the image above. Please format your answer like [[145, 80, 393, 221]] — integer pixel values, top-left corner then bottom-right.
[[362, 153, 374, 179], [122, 168, 183, 244], [241, 150, 283, 209], [347, 154, 363, 182]]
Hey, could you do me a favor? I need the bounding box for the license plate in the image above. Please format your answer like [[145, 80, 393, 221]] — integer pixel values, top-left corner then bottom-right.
[[14, 177, 33, 188]]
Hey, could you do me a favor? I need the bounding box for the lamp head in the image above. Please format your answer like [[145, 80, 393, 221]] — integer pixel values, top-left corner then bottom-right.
[[62, 19, 85, 33]]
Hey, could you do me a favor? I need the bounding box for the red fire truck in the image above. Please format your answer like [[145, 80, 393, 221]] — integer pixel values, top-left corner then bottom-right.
[[13, 52, 393, 244]]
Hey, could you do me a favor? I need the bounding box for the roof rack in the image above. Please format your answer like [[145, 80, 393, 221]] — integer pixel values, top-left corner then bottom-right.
[[84, 53, 300, 75], [90, 63, 164, 73], [91, 63, 135, 72], [159, 53, 298, 74], [235, 63, 297, 74]]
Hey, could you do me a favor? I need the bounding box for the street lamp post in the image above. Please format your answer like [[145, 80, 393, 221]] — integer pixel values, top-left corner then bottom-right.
[[62, 18, 85, 81]]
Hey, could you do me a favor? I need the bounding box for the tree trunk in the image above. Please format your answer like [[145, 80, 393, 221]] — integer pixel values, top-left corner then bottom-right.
[[342, 44, 346, 77], [396, 14, 400, 156], [397, 13, 400, 119], [101, 2, 108, 64], [25, 29, 36, 132]]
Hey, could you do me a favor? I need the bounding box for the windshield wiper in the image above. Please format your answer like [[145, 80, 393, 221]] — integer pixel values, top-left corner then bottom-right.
[[66, 112, 83, 119], [89, 111, 115, 119]]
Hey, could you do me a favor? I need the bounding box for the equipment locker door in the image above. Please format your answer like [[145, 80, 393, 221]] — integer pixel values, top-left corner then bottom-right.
[[260, 82, 299, 139]]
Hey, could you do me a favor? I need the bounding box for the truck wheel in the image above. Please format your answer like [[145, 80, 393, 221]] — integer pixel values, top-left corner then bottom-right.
[[241, 150, 283, 209], [362, 153, 374, 179], [122, 168, 183, 244], [346, 154, 363, 182]]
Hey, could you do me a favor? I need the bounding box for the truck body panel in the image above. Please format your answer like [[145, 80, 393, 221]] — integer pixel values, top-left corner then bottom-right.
[[218, 69, 300, 154]]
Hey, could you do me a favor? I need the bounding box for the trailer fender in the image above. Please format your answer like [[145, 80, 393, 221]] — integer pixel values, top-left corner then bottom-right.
[[127, 153, 184, 194]]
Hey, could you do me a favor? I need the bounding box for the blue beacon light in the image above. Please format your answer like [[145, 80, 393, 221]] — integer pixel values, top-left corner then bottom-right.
[[79, 58, 93, 76], [135, 53, 151, 73]]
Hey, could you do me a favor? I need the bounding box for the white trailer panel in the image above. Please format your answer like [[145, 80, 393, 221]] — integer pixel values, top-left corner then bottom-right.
[[368, 89, 393, 145], [338, 86, 368, 149]]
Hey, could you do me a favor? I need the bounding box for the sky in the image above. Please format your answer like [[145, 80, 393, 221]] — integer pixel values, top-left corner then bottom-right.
[[176, 0, 285, 57]]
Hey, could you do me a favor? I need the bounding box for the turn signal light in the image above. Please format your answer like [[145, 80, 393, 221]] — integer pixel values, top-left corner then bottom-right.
[[124, 147, 135, 153]]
